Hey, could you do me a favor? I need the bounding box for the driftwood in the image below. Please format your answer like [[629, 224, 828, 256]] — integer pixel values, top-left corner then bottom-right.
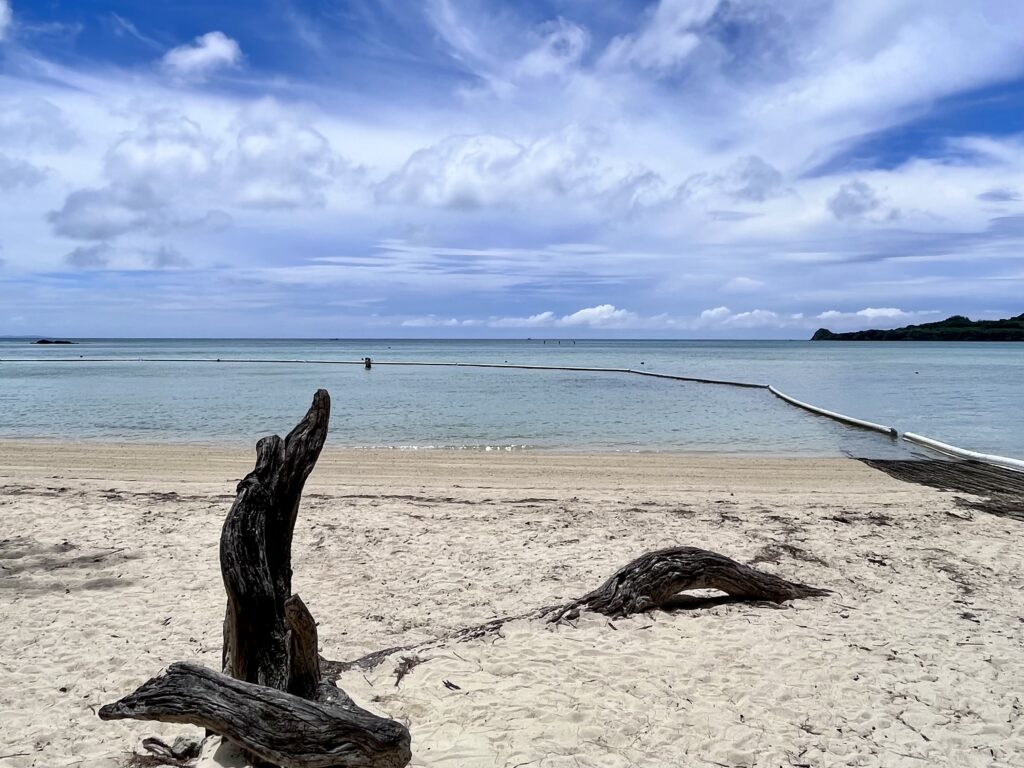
[[220, 388, 330, 689], [548, 546, 830, 621], [100, 389, 830, 767], [100, 390, 412, 768], [99, 663, 410, 768], [327, 547, 830, 674]]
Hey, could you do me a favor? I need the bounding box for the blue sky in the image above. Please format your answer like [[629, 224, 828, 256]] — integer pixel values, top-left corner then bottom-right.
[[1, 0, 1024, 338]]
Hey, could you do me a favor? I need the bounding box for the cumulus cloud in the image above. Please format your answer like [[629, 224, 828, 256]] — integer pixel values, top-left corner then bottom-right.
[[161, 31, 242, 80], [559, 304, 638, 327], [49, 112, 219, 240], [0, 155, 47, 190], [827, 180, 881, 220], [401, 316, 482, 328], [489, 311, 556, 328], [487, 305, 638, 329], [0, 98, 77, 149], [817, 307, 936, 324], [148, 245, 189, 269], [515, 19, 589, 80], [432, 304, 901, 332], [229, 118, 342, 209], [680, 155, 785, 205], [699, 306, 732, 322], [0, 0, 11, 41], [692, 306, 809, 329], [48, 106, 353, 244], [376, 130, 664, 213], [726, 156, 785, 202], [377, 134, 568, 209], [64, 243, 111, 268], [49, 186, 161, 240], [105, 112, 217, 192]]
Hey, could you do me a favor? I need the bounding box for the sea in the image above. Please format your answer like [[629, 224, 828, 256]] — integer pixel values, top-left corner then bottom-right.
[[0, 338, 1021, 460]]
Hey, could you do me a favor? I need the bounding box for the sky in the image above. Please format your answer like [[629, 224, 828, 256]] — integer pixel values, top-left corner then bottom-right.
[[1, 1, 1024, 338]]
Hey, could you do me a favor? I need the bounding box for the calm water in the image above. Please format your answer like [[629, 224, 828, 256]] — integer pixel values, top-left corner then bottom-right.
[[0, 339, 1021, 458]]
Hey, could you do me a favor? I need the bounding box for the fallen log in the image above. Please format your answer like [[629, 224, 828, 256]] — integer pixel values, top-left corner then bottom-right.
[[98, 662, 411, 768]]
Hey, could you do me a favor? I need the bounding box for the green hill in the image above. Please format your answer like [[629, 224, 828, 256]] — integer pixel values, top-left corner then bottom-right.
[[811, 313, 1024, 341]]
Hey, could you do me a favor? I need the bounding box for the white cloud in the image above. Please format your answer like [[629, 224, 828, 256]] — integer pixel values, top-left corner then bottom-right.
[[723, 276, 763, 292], [161, 31, 242, 80], [6, 2, 1024, 332], [105, 112, 217, 192], [0, 0, 12, 41], [678, 155, 785, 210], [856, 307, 912, 319], [487, 305, 639, 329], [699, 306, 732, 322], [828, 180, 881, 220], [375, 129, 667, 214], [817, 307, 937, 324], [428, 304, 926, 333], [515, 19, 589, 80], [0, 155, 47, 190], [558, 304, 638, 327], [148, 245, 189, 269], [489, 311, 556, 328], [375, 133, 581, 209], [401, 316, 482, 328], [602, 0, 720, 73], [46, 105, 356, 244], [0, 97, 78, 149], [64, 243, 111, 268], [49, 186, 161, 240], [229, 114, 345, 209]]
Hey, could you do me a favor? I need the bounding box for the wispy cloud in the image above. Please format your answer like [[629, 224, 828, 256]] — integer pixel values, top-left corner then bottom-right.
[[0, 0, 12, 41]]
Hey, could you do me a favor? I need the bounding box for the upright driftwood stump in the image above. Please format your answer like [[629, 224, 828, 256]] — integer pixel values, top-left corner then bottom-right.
[[100, 390, 412, 768]]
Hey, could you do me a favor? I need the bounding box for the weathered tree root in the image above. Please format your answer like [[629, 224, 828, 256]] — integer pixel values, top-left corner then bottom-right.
[[546, 546, 830, 622], [326, 547, 830, 675], [99, 662, 411, 768]]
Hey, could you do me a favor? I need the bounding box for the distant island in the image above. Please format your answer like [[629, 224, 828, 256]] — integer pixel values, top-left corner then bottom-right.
[[33, 339, 75, 345], [812, 313, 1024, 341]]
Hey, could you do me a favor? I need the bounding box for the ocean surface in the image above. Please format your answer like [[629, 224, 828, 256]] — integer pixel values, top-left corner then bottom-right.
[[0, 339, 1021, 459]]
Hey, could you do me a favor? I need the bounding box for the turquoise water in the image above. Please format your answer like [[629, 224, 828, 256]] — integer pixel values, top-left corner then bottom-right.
[[0, 339, 1021, 458]]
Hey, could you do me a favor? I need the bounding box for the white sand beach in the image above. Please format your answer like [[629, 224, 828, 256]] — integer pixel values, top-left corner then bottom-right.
[[1, 442, 1022, 767]]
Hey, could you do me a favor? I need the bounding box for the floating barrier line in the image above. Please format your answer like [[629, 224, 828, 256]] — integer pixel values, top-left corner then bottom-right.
[[6, 355, 1024, 470], [768, 385, 898, 437], [0, 357, 630, 372], [903, 432, 1024, 473], [629, 369, 767, 389], [0, 357, 762, 384]]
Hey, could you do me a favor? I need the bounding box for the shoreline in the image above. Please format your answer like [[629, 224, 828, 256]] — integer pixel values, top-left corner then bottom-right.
[[0, 439, 897, 488]]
